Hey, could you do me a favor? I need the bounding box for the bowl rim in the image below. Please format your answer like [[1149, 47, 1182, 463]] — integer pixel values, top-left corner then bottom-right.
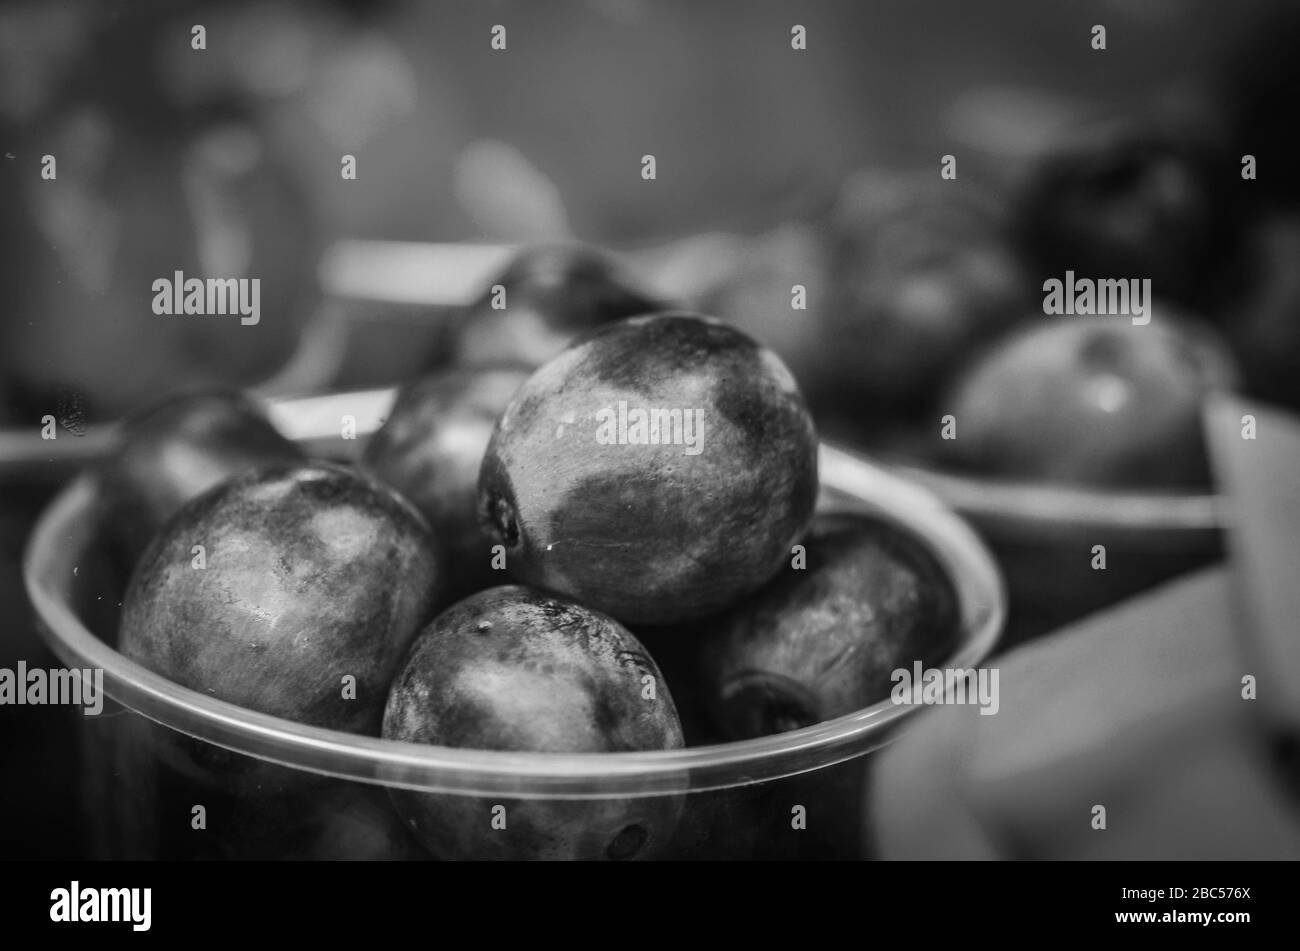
[[23, 436, 1004, 799], [885, 458, 1224, 534]]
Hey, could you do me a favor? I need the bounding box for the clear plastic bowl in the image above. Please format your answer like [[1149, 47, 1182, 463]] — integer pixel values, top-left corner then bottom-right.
[[23, 391, 1004, 859]]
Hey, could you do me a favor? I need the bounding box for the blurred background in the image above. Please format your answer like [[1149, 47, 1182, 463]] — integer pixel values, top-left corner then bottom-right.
[[2, 0, 1299, 858]]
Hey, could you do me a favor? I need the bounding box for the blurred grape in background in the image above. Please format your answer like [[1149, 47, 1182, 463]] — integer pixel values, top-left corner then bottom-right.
[[4, 0, 1295, 417]]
